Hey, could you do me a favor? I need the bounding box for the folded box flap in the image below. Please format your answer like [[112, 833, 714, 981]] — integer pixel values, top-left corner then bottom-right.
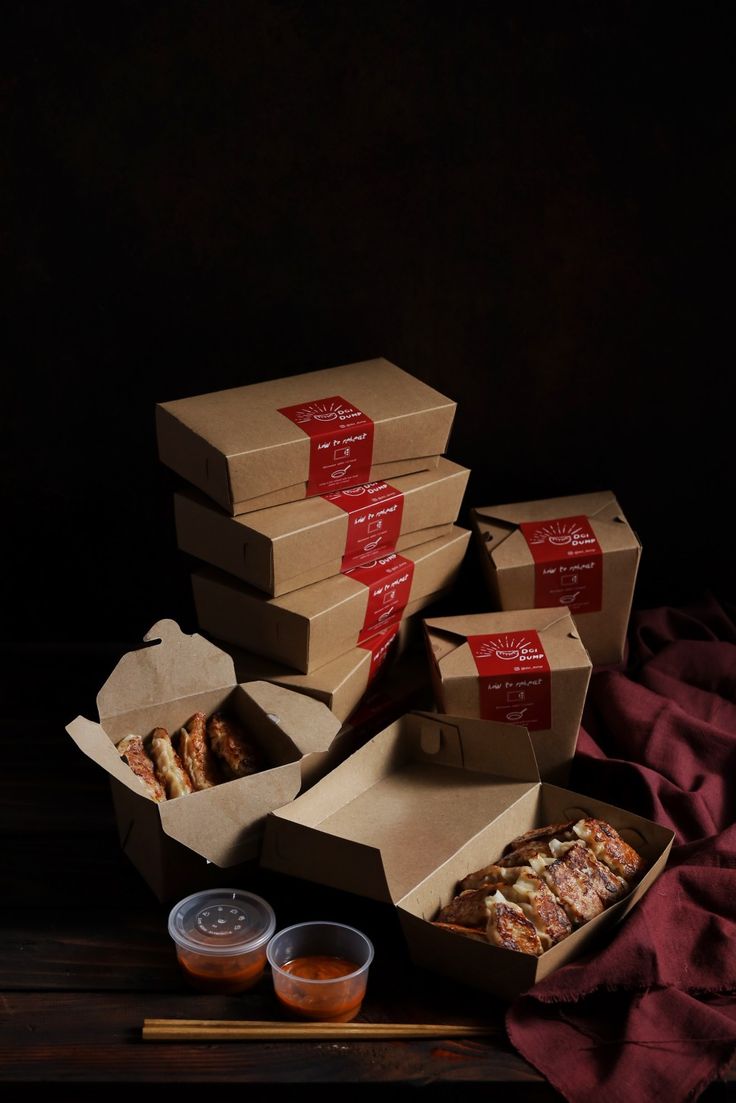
[[238, 680, 341, 755], [65, 715, 160, 799], [413, 712, 540, 783], [97, 620, 236, 720], [473, 490, 619, 527], [425, 610, 588, 677]]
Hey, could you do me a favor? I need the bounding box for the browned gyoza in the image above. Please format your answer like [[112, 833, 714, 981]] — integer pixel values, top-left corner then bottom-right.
[[117, 734, 166, 803], [432, 817, 646, 957], [178, 712, 220, 790], [149, 727, 193, 799], [207, 712, 262, 779]]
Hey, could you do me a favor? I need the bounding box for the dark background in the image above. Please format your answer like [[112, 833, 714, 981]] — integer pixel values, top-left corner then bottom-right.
[[5, 1, 734, 650]]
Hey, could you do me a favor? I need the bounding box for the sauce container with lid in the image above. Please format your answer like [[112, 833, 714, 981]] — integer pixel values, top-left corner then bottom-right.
[[267, 921, 374, 1022], [168, 888, 276, 993]]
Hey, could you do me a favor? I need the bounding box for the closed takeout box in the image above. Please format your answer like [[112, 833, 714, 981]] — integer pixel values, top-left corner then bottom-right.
[[226, 619, 416, 725], [65, 620, 340, 901], [192, 526, 471, 674], [262, 711, 674, 999], [423, 609, 592, 783], [157, 359, 456, 515], [470, 490, 641, 665], [174, 459, 469, 596]]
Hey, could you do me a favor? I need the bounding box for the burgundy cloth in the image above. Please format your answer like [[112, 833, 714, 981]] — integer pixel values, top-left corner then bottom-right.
[[506, 596, 736, 1102]]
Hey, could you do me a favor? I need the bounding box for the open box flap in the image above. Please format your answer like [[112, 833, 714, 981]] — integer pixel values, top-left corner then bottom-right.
[[238, 680, 341, 754], [159, 762, 303, 866], [424, 610, 588, 676], [97, 620, 236, 721], [263, 712, 540, 904], [65, 715, 160, 800]]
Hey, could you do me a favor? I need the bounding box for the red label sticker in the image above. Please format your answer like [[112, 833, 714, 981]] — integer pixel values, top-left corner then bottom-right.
[[346, 553, 415, 643], [277, 395, 375, 496], [324, 481, 405, 571], [467, 630, 551, 731], [518, 514, 603, 614], [358, 621, 401, 682]]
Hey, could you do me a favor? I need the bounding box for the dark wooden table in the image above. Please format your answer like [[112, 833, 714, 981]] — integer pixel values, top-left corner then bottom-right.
[[3, 646, 734, 1098]]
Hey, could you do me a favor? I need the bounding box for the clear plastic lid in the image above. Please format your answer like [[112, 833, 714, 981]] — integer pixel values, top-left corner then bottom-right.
[[168, 888, 276, 957]]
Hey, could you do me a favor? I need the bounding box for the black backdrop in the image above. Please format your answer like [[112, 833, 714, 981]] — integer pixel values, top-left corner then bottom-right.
[[6, 2, 734, 647]]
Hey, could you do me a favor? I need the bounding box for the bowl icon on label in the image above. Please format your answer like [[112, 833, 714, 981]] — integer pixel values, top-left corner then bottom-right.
[[494, 649, 520, 660], [547, 535, 572, 546], [342, 486, 366, 496], [313, 411, 339, 422]]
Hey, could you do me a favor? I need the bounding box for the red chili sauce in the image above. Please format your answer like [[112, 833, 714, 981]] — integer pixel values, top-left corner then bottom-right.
[[176, 946, 267, 993], [277, 955, 363, 1022]]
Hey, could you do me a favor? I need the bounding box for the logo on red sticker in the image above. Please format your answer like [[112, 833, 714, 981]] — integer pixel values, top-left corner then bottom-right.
[[519, 514, 603, 614], [278, 395, 375, 495], [466, 630, 551, 730]]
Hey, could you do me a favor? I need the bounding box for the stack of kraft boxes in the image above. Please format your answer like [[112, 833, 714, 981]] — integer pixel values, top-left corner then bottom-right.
[[158, 358, 471, 724]]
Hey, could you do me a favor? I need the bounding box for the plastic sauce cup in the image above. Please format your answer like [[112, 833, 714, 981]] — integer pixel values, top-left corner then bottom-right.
[[168, 888, 276, 993], [267, 921, 374, 1022]]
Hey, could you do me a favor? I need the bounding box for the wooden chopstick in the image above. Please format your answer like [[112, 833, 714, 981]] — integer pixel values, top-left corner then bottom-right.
[[143, 1018, 493, 1041]]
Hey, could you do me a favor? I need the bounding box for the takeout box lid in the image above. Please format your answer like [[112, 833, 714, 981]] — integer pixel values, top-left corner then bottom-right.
[[424, 609, 591, 679], [263, 711, 541, 904], [472, 490, 641, 567], [96, 619, 236, 720], [158, 359, 455, 459]]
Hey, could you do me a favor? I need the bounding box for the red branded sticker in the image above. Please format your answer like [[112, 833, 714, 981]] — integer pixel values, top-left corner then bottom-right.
[[324, 481, 405, 571], [467, 630, 551, 731], [358, 621, 401, 682], [519, 514, 603, 614], [277, 395, 375, 496], [346, 552, 415, 643]]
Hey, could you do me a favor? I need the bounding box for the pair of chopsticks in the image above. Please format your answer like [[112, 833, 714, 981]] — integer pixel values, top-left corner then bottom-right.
[[143, 1018, 492, 1041]]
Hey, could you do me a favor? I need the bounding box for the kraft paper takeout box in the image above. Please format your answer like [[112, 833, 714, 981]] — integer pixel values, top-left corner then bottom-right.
[[174, 458, 470, 596], [423, 609, 592, 783], [65, 620, 341, 901], [191, 526, 472, 674], [471, 490, 642, 665], [262, 711, 674, 1000], [157, 359, 456, 515], [225, 618, 416, 724]]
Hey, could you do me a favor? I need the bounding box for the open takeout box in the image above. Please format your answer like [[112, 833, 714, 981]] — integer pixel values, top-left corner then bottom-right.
[[157, 359, 456, 515], [262, 711, 674, 999], [471, 490, 641, 666], [174, 459, 469, 597], [65, 620, 341, 901], [423, 609, 592, 783]]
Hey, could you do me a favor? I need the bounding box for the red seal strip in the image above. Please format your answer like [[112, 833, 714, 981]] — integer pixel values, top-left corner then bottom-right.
[[467, 629, 551, 731], [346, 552, 415, 643], [518, 514, 603, 614], [277, 395, 375, 495], [358, 621, 401, 682], [324, 481, 404, 571]]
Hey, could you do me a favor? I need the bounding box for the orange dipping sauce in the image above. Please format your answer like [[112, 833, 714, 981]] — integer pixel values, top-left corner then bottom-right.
[[176, 945, 268, 994], [276, 955, 364, 1022]]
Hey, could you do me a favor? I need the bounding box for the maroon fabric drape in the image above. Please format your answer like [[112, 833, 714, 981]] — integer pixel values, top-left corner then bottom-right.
[[506, 597, 736, 1102]]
